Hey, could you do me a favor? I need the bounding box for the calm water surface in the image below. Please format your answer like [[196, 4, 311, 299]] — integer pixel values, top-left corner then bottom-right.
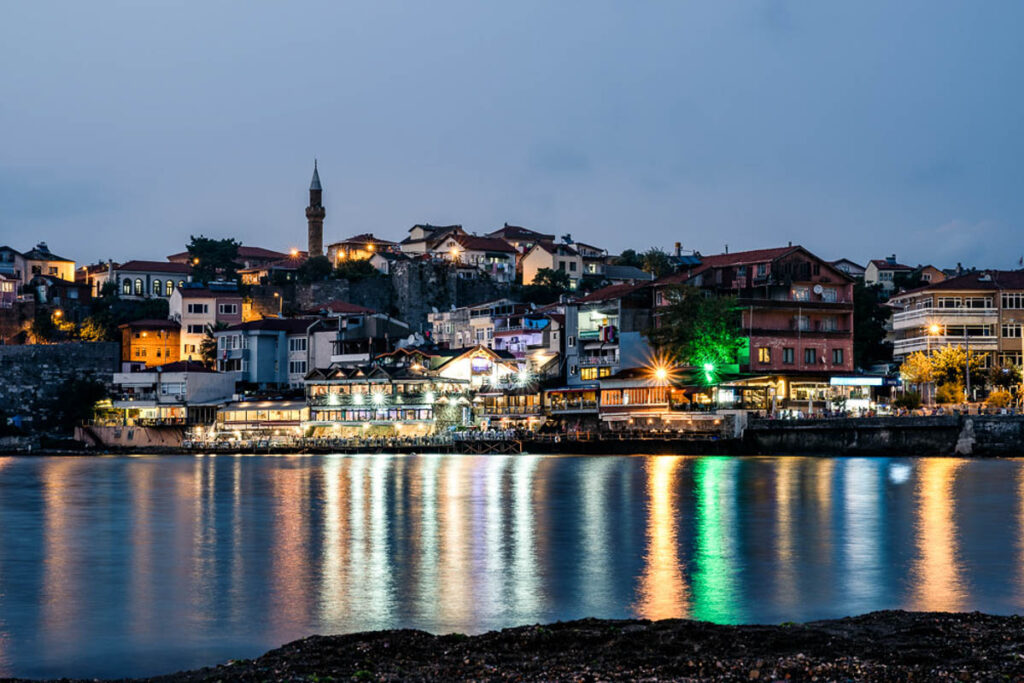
[[0, 454, 1021, 678]]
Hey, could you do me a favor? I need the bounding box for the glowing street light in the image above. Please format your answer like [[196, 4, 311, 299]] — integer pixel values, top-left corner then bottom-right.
[[290, 248, 299, 258], [372, 392, 385, 406], [352, 393, 364, 405], [654, 367, 668, 381], [424, 391, 436, 403]]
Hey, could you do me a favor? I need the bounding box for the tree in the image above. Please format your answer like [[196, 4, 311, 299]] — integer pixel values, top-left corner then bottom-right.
[[200, 322, 229, 368], [641, 247, 674, 278], [646, 284, 744, 378], [853, 283, 892, 369], [899, 352, 933, 387], [615, 249, 642, 268], [187, 235, 240, 284], [987, 389, 1013, 408], [929, 345, 985, 387], [297, 255, 332, 283], [49, 377, 108, 434], [83, 295, 170, 341], [333, 258, 379, 281], [519, 267, 571, 305], [987, 363, 1022, 390]]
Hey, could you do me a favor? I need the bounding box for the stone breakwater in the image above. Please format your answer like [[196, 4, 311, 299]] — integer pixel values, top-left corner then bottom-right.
[[745, 414, 1024, 456], [17, 611, 1024, 682]]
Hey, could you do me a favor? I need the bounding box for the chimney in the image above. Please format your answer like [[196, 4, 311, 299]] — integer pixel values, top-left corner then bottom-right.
[[674, 242, 681, 257], [887, 254, 897, 265], [788, 241, 792, 247], [724, 243, 729, 254]]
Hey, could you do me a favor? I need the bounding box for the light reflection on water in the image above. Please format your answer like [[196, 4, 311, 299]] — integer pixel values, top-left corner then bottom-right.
[[0, 453, 1022, 678]]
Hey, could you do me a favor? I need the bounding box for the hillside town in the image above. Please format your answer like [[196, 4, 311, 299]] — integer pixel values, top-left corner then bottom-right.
[[1, 163, 1019, 449]]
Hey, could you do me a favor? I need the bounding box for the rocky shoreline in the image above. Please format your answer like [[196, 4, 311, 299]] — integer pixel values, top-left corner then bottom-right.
[[17, 610, 1024, 682]]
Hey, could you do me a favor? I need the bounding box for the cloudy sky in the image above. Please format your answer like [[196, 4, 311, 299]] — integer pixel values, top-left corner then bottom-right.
[[2, 1, 1022, 268]]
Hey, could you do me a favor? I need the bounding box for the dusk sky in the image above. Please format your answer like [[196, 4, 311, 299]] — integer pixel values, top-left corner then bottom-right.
[[3, 1, 1022, 268]]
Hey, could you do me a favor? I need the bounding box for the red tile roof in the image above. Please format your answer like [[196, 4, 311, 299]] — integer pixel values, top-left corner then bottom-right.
[[869, 259, 914, 271], [118, 319, 180, 330], [119, 260, 192, 274], [572, 282, 649, 304]]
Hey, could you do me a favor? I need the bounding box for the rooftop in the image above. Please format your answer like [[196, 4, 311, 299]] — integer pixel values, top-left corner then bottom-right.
[[119, 260, 191, 274]]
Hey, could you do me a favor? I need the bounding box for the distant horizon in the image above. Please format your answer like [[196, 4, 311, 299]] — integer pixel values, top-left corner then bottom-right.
[[4, 2, 1022, 269]]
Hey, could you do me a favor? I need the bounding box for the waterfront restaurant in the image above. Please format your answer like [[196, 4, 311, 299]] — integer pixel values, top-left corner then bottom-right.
[[215, 400, 309, 439], [475, 385, 546, 431], [304, 364, 470, 437], [597, 367, 728, 434], [110, 360, 237, 427]]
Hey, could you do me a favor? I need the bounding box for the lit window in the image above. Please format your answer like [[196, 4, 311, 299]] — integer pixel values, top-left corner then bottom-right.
[[758, 347, 771, 363]]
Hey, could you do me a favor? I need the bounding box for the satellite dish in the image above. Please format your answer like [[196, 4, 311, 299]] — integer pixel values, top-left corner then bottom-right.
[[813, 284, 824, 295]]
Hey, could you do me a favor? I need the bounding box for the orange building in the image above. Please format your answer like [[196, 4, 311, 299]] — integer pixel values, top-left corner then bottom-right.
[[119, 319, 181, 371]]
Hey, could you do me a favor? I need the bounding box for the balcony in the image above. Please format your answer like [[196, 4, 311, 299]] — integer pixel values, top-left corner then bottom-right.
[[892, 307, 998, 331], [893, 334, 999, 357], [477, 405, 543, 416], [581, 354, 619, 367], [548, 399, 598, 413], [307, 392, 437, 407]]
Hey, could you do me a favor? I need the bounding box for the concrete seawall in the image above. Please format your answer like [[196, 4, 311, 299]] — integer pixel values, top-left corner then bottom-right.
[[745, 415, 1024, 457]]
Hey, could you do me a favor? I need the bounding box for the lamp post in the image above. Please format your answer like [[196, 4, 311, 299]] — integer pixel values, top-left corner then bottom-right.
[[926, 323, 941, 405], [964, 327, 971, 405], [273, 291, 282, 317]]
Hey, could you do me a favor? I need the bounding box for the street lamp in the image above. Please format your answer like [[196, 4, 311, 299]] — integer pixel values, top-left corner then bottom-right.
[[273, 291, 282, 317], [926, 323, 941, 405]]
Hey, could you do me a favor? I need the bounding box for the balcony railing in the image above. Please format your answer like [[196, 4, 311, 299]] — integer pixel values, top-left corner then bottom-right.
[[548, 399, 598, 413], [307, 392, 439, 407], [892, 307, 998, 329], [894, 335, 999, 356], [477, 405, 543, 416], [581, 355, 619, 367]]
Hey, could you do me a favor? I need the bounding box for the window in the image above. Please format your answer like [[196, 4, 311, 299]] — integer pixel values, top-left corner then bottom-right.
[[821, 287, 837, 302], [791, 286, 810, 302], [820, 316, 838, 332], [288, 337, 307, 352], [558, 262, 566, 271], [793, 315, 809, 331], [218, 303, 238, 315], [880, 271, 893, 281], [152, 279, 162, 296], [187, 324, 205, 334], [782, 348, 794, 364], [569, 261, 577, 271], [737, 266, 747, 278], [187, 303, 208, 314], [756, 263, 767, 277], [122, 278, 131, 295], [1002, 323, 1022, 338], [832, 348, 844, 365], [177, 281, 184, 289], [812, 263, 821, 276], [963, 297, 992, 309], [134, 278, 143, 296], [289, 360, 307, 375], [568, 335, 576, 347], [757, 347, 771, 363], [804, 348, 817, 364], [936, 297, 962, 308], [1002, 293, 1024, 309]]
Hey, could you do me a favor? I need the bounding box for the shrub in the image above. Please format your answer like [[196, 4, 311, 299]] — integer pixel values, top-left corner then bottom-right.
[[986, 389, 1013, 408], [935, 382, 964, 405], [893, 391, 922, 410]]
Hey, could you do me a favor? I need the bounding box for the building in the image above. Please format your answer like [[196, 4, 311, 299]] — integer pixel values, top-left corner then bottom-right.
[[215, 317, 318, 389], [238, 251, 307, 285], [830, 258, 866, 280], [521, 241, 584, 289], [432, 344, 519, 388], [305, 301, 409, 367], [304, 363, 470, 437], [399, 224, 466, 254], [428, 298, 521, 349], [655, 245, 855, 409], [168, 284, 244, 361], [306, 160, 325, 258], [889, 270, 1024, 368], [215, 400, 309, 440], [119, 319, 181, 371], [865, 255, 915, 293], [326, 233, 397, 264], [113, 260, 191, 299], [0, 246, 27, 284], [21, 243, 75, 284], [485, 224, 555, 253], [76, 261, 118, 297], [490, 310, 562, 377], [602, 264, 654, 286], [430, 233, 517, 283], [570, 240, 608, 278], [0, 273, 16, 309], [367, 250, 409, 275], [564, 283, 655, 384], [167, 246, 290, 271], [111, 360, 237, 426], [26, 274, 90, 312]]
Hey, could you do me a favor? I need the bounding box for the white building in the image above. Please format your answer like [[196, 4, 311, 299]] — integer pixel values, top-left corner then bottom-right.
[[168, 284, 243, 361]]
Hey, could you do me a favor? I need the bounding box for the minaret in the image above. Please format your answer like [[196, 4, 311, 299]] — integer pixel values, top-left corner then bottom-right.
[[306, 160, 325, 258]]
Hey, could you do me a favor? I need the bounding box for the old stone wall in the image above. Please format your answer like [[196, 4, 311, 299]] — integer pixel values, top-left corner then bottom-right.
[[285, 263, 509, 332], [0, 342, 119, 429], [744, 415, 1024, 456]]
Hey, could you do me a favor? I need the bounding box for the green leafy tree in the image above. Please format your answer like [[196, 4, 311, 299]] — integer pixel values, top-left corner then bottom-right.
[[853, 283, 892, 369], [333, 258, 379, 281], [987, 363, 1022, 390], [929, 345, 985, 387], [84, 295, 170, 341], [187, 235, 241, 284], [899, 352, 933, 387], [200, 322, 229, 368], [297, 255, 333, 283], [647, 285, 744, 379], [519, 267, 571, 305], [49, 377, 108, 433], [615, 249, 643, 268], [641, 247, 674, 279]]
